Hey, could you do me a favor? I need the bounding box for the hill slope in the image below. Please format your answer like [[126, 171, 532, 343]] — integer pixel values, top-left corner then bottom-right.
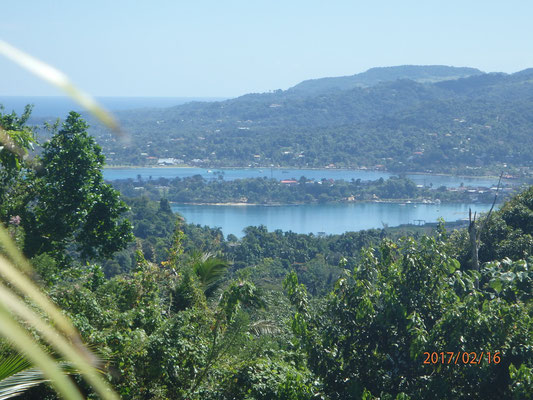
[[289, 65, 483, 94], [86, 66, 533, 175]]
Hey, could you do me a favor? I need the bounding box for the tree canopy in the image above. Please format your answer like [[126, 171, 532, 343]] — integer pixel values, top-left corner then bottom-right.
[[0, 110, 133, 263]]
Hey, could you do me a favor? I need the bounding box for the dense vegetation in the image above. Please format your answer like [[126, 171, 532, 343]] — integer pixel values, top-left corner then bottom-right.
[[111, 175, 501, 205], [1, 110, 531, 399], [1, 109, 133, 264], [98, 195, 388, 290], [75, 66, 533, 176]]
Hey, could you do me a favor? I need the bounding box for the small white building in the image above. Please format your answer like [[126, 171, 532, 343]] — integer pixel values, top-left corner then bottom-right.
[[157, 158, 177, 165]]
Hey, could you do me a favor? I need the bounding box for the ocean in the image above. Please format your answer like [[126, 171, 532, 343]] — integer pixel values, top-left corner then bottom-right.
[[0, 96, 226, 119]]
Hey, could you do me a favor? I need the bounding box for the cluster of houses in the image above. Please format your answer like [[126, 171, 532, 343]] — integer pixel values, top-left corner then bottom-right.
[[155, 158, 184, 166]]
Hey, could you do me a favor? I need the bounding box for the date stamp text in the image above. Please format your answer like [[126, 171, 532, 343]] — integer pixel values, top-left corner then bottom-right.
[[423, 351, 501, 365]]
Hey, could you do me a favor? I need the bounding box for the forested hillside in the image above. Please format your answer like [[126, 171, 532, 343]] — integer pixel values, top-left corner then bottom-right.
[[0, 109, 531, 399], [82, 66, 533, 175]]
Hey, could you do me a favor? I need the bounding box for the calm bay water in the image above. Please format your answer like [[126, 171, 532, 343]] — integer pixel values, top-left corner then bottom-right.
[[109, 167, 499, 236], [104, 167, 503, 188], [171, 202, 494, 238]]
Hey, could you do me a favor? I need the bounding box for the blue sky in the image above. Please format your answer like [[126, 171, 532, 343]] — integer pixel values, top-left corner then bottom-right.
[[1, 0, 532, 97]]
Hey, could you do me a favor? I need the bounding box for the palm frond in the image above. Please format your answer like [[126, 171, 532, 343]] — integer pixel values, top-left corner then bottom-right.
[[0, 367, 47, 400], [0, 354, 31, 381], [249, 320, 280, 336], [0, 361, 78, 400], [192, 255, 229, 297]]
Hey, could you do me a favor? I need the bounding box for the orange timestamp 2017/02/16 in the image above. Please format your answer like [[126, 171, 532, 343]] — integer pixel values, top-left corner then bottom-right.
[[423, 351, 501, 365]]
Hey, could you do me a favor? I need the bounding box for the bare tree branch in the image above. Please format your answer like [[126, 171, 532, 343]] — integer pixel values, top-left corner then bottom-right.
[[481, 171, 504, 233]]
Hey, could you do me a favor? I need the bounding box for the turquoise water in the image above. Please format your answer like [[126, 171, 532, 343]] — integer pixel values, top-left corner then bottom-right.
[[104, 167, 502, 188], [106, 167, 500, 236], [171, 202, 494, 237]]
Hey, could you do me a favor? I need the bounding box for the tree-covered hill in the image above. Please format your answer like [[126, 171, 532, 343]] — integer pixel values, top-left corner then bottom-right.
[[289, 65, 483, 94], [79, 66, 533, 174]]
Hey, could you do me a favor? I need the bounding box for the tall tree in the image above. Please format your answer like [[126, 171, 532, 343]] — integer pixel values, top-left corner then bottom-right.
[[21, 112, 133, 261]]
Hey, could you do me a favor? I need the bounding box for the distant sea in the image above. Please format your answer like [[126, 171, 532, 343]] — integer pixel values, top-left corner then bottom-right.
[[0, 96, 226, 119]]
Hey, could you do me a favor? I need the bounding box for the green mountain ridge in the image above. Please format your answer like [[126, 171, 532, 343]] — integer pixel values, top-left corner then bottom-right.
[[288, 65, 484, 94], [83, 65, 533, 174]]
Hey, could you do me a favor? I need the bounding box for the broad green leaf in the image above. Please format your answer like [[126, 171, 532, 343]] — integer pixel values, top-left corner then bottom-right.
[[448, 259, 460, 273], [489, 279, 502, 293]]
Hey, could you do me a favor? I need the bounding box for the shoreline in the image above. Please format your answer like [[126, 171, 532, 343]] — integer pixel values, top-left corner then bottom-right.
[[104, 165, 506, 180], [170, 199, 494, 207]]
